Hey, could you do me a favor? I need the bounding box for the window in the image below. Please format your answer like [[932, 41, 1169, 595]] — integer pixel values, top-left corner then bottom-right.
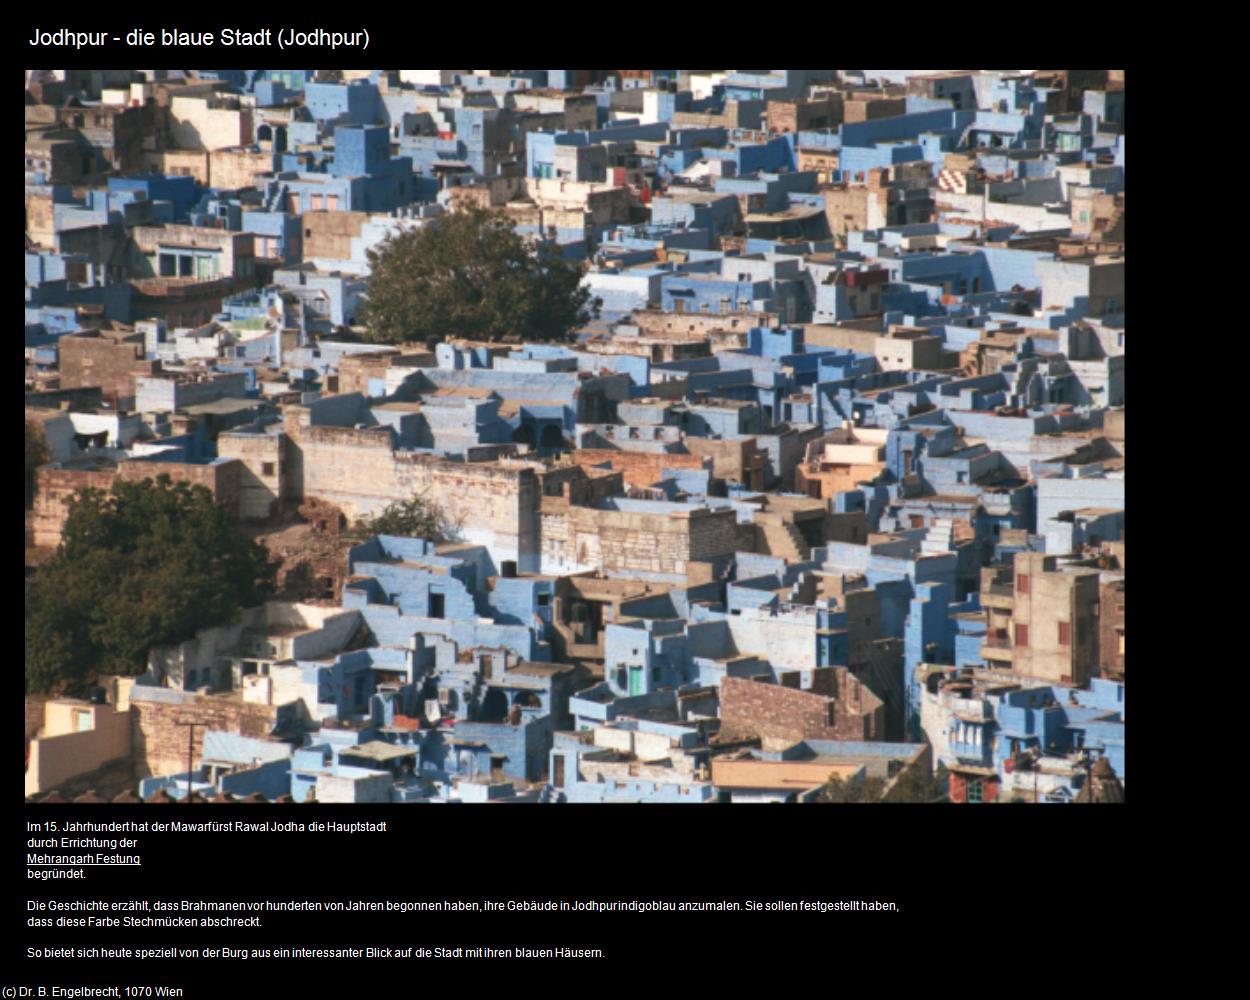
[[74, 710, 93, 733], [966, 778, 982, 803], [1014, 624, 1029, 647], [429, 593, 445, 619], [1058, 621, 1071, 646], [261, 462, 275, 477], [1117, 631, 1125, 654], [1016, 574, 1029, 594], [536, 592, 550, 607]]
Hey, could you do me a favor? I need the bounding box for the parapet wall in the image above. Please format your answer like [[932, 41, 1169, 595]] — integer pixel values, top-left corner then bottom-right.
[[540, 500, 738, 580], [573, 449, 708, 488], [286, 423, 540, 568]]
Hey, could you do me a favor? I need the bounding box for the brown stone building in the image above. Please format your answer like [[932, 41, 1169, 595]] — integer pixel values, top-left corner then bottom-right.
[[24, 135, 91, 185], [335, 349, 432, 396], [1099, 578, 1125, 681], [539, 493, 739, 582], [628, 307, 773, 350], [128, 687, 280, 780], [31, 456, 244, 549], [719, 668, 886, 744], [573, 449, 711, 490], [26, 102, 147, 174], [301, 210, 371, 261], [842, 95, 907, 124], [980, 552, 1100, 686], [797, 147, 839, 184], [766, 94, 843, 134], [56, 329, 160, 405], [685, 436, 766, 491], [794, 426, 888, 500]]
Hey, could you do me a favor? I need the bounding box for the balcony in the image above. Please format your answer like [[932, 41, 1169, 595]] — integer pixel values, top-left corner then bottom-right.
[[980, 582, 1015, 610], [982, 635, 1013, 663]]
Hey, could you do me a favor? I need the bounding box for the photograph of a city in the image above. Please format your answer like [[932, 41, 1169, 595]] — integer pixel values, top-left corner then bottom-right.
[[24, 68, 1125, 806]]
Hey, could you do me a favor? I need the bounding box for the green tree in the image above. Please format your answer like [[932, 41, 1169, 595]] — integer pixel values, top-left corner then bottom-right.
[[815, 764, 948, 803], [24, 476, 275, 695], [815, 774, 888, 803], [348, 494, 456, 542], [881, 763, 948, 803], [359, 207, 599, 345], [25, 420, 50, 509]]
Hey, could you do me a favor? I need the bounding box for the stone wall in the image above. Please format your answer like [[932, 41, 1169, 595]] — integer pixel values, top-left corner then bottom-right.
[[143, 149, 210, 185], [129, 694, 278, 779], [335, 352, 442, 396], [685, 436, 765, 489], [208, 148, 275, 190], [573, 449, 708, 489], [540, 500, 738, 579], [32, 459, 244, 548], [31, 465, 117, 547], [719, 670, 885, 744], [630, 309, 771, 343], [822, 185, 872, 238], [26, 191, 56, 246], [56, 333, 157, 402], [116, 458, 242, 518], [284, 422, 542, 568], [1099, 578, 1125, 681], [302, 210, 369, 261], [218, 432, 286, 520]]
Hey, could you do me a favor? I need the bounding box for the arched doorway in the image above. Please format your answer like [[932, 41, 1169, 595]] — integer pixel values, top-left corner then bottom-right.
[[479, 688, 508, 722]]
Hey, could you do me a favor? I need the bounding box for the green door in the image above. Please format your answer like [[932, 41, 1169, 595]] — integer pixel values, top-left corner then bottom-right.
[[628, 667, 644, 696]]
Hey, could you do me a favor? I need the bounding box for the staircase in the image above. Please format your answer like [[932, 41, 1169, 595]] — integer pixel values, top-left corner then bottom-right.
[[1102, 201, 1125, 243], [263, 182, 290, 214], [759, 516, 808, 561], [921, 517, 955, 556]]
